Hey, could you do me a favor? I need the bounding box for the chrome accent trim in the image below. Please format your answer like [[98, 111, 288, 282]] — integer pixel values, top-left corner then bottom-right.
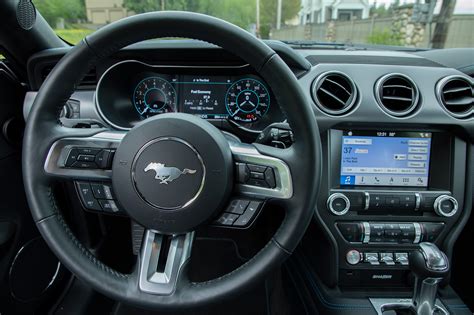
[[326, 193, 350, 216], [131, 137, 206, 210], [95, 60, 251, 131], [364, 192, 370, 210], [230, 142, 293, 199], [374, 73, 420, 118], [44, 131, 125, 180], [369, 298, 448, 315], [346, 249, 362, 265], [434, 195, 458, 217], [362, 222, 371, 243], [419, 242, 449, 272], [139, 230, 194, 295], [413, 222, 422, 244], [311, 70, 358, 116], [435, 74, 474, 119], [414, 192, 421, 211]]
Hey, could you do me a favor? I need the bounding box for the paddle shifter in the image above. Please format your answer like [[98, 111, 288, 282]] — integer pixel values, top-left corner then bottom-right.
[[409, 242, 450, 315]]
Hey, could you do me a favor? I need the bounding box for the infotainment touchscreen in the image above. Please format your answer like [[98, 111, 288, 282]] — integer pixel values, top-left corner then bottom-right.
[[340, 131, 432, 187]]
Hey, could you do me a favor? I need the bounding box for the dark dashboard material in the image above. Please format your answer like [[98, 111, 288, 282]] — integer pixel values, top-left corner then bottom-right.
[[22, 40, 473, 313]]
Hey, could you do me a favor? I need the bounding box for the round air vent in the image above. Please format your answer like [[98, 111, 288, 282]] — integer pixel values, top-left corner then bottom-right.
[[436, 75, 473, 119], [375, 73, 419, 117], [312, 71, 358, 115]]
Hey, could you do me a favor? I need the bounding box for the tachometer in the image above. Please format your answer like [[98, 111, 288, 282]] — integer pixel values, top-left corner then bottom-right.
[[133, 77, 177, 118], [225, 78, 270, 123]]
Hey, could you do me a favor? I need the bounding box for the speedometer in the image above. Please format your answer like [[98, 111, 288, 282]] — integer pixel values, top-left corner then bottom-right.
[[133, 77, 177, 118], [225, 78, 270, 123]]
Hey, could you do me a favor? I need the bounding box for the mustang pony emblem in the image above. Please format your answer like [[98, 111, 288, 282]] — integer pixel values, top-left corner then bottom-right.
[[144, 162, 196, 184]]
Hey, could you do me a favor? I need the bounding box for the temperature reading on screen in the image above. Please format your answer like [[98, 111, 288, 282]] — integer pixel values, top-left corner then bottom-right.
[[340, 131, 432, 187]]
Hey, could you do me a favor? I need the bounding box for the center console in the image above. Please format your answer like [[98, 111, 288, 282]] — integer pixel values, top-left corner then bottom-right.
[[315, 129, 468, 289]]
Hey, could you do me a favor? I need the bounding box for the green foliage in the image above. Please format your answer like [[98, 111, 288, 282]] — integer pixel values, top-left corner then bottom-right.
[[123, 0, 301, 38], [34, 0, 85, 26], [367, 28, 401, 46], [55, 28, 94, 44], [260, 0, 301, 32]]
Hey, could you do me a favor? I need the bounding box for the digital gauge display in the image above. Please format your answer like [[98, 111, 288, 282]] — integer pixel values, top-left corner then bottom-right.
[[131, 75, 271, 123]]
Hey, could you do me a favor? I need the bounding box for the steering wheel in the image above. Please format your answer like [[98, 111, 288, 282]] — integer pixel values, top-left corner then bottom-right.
[[23, 12, 321, 310]]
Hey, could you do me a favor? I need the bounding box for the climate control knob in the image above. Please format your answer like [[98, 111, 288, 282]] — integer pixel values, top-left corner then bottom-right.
[[434, 195, 458, 217], [327, 193, 350, 216]]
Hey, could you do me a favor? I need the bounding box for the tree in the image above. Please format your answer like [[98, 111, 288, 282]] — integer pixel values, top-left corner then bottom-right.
[[35, 0, 85, 26], [123, 0, 161, 13], [431, 0, 456, 48], [260, 0, 301, 38]]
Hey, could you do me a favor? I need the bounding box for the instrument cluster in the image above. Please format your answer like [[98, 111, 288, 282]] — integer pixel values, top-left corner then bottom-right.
[[96, 60, 285, 130]]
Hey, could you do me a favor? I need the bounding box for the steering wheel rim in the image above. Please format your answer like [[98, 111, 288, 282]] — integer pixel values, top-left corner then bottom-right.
[[23, 12, 321, 310]]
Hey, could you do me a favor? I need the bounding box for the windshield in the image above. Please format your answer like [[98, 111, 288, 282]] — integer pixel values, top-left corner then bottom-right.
[[34, 0, 473, 49]]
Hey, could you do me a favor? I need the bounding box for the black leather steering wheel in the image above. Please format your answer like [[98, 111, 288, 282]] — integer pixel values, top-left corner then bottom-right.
[[23, 12, 321, 310]]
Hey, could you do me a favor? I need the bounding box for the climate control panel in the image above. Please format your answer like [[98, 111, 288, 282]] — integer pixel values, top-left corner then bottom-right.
[[336, 221, 444, 244], [327, 190, 458, 217]]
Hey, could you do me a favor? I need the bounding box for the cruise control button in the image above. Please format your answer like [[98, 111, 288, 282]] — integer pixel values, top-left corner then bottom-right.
[[91, 183, 106, 199], [99, 200, 120, 213], [76, 182, 101, 211], [227, 200, 249, 215], [234, 201, 261, 227], [103, 184, 114, 200], [214, 213, 239, 226]]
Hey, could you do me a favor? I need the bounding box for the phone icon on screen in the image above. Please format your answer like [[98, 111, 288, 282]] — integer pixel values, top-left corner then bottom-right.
[[374, 177, 380, 182]]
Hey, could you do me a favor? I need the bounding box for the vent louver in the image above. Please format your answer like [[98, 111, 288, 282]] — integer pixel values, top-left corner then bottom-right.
[[436, 75, 473, 119], [375, 74, 419, 117], [312, 71, 357, 115]]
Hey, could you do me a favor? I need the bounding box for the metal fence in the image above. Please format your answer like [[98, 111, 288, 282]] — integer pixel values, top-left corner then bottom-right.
[[270, 15, 474, 48]]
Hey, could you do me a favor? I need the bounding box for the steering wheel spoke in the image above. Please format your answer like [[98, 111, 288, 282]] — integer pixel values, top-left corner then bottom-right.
[[44, 130, 125, 181], [230, 141, 293, 200], [137, 230, 194, 295]]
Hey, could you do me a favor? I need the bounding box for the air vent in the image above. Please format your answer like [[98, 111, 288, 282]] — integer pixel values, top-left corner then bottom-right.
[[375, 74, 419, 117], [40, 65, 97, 89], [436, 75, 473, 119], [312, 71, 357, 115]]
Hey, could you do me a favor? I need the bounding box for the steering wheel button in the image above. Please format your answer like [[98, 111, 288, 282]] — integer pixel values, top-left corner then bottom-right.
[[264, 168, 276, 188], [99, 200, 120, 213], [250, 171, 265, 180], [247, 179, 270, 188], [214, 213, 238, 226], [247, 164, 267, 173], [91, 183, 106, 199], [65, 149, 79, 167], [247, 201, 260, 213], [227, 200, 249, 215], [77, 148, 101, 155], [76, 182, 101, 211], [103, 185, 115, 200], [236, 163, 250, 183], [72, 161, 97, 169], [77, 154, 95, 162]]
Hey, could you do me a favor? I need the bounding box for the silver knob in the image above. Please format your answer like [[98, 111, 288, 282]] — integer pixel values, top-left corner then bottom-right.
[[327, 193, 350, 216], [433, 195, 458, 217], [346, 249, 362, 265]]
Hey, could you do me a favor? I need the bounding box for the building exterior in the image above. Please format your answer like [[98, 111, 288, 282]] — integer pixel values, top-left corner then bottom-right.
[[299, 0, 370, 24], [85, 0, 130, 25]]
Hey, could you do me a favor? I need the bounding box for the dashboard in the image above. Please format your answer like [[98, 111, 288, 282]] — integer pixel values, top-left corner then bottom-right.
[[95, 60, 284, 131], [23, 40, 473, 296]]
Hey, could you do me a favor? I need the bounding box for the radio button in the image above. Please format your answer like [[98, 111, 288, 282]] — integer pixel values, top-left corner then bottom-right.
[[385, 197, 399, 207], [369, 194, 384, 209], [327, 193, 350, 216], [337, 222, 363, 242], [434, 195, 458, 217]]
